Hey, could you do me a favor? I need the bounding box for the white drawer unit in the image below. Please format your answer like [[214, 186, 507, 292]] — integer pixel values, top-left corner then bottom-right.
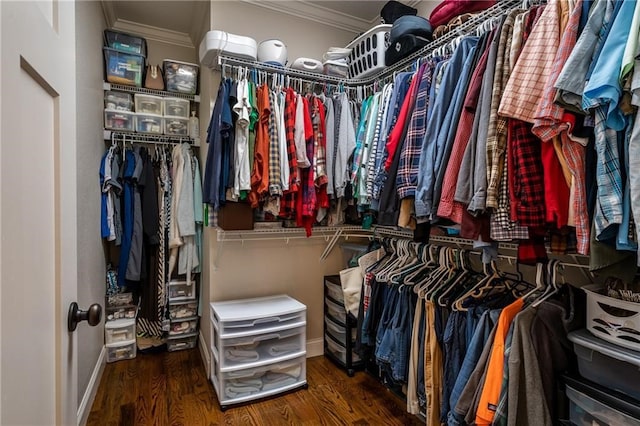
[[210, 295, 307, 409], [104, 318, 136, 344]]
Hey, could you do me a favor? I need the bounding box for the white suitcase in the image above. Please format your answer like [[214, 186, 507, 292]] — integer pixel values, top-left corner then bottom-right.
[[199, 30, 258, 68]]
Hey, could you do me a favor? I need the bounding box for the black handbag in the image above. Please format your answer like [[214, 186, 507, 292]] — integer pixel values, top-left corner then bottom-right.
[[385, 34, 430, 66]]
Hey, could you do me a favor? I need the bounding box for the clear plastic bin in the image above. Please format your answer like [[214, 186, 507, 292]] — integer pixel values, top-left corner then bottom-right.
[[135, 113, 164, 134], [164, 97, 190, 118], [325, 297, 347, 324], [103, 47, 144, 87], [163, 59, 199, 95], [106, 304, 137, 321], [104, 29, 147, 56], [568, 329, 640, 401], [567, 385, 640, 426], [169, 317, 199, 336], [325, 276, 345, 305], [165, 117, 189, 136], [169, 301, 198, 320], [168, 279, 196, 301], [104, 110, 135, 131], [134, 94, 163, 115], [104, 91, 133, 111], [325, 316, 355, 345], [106, 340, 136, 363], [105, 318, 136, 344], [167, 333, 198, 352]]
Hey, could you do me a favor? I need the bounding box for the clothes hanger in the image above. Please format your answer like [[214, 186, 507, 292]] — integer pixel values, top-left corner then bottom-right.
[[388, 243, 423, 284], [377, 239, 412, 282], [414, 247, 450, 298], [532, 259, 563, 307]]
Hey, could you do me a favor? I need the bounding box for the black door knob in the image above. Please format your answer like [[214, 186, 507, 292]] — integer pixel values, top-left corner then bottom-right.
[[68, 302, 102, 332]]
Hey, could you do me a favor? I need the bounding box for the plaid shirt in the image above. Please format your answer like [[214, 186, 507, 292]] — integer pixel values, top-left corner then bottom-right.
[[499, 2, 556, 123], [311, 95, 328, 187], [490, 159, 529, 241], [593, 106, 624, 239], [268, 90, 282, 196], [397, 61, 435, 200], [351, 96, 372, 188], [355, 93, 381, 205], [296, 96, 317, 236], [509, 119, 546, 227], [560, 130, 590, 255], [487, 9, 524, 209], [532, 0, 582, 142], [279, 89, 298, 219]]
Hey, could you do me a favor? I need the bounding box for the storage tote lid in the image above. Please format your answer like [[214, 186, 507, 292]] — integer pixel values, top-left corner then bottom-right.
[[105, 318, 136, 329], [210, 295, 305, 321], [568, 329, 640, 367]]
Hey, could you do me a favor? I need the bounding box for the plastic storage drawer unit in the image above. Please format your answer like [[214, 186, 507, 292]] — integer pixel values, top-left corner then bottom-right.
[[324, 276, 345, 305], [135, 113, 163, 134], [163, 59, 199, 95], [568, 329, 640, 401], [164, 97, 190, 118], [325, 297, 347, 324], [325, 315, 356, 344], [134, 94, 163, 115], [104, 47, 144, 87], [106, 340, 136, 363], [105, 318, 136, 344], [325, 333, 361, 365], [105, 110, 135, 131]]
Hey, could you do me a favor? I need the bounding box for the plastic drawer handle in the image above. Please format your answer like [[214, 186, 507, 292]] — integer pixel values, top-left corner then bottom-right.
[[253, 317, 278, 325], [255, 333, 280, 342]]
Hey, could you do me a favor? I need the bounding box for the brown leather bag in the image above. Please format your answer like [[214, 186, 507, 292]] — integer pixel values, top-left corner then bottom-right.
[[144, 65, 165, 90]]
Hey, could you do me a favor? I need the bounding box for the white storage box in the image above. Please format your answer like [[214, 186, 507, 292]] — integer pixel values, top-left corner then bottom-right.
[[346, 24, 392, 79], [583, 284, 640, 351], [106, 304, 137, 321], [106, 340, 136, 363], [167, 333, 198, 352], [169, 317, 199, 336], [105, 318, 136, 344], [199, 30, 258, 68], [211, 354, 306, 406], [325, 333, 361, 365], [163, 97, 190, 118], [165, 117, 189, 136], [105, 110, 135, 131], [134, 94, 163, 115], [169, 300, 198, 320], [105, 91, 133, 111], [135, 113, 163, 134], [168, 279, 196, 301], [323, 60, 348, 78], [566, 384, 640, 426], [568, 329, 640, 401], [325, 297, 347, 324]]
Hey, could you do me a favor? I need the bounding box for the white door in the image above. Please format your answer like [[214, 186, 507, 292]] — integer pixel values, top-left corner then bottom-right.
[[1, 1, 78, 425]]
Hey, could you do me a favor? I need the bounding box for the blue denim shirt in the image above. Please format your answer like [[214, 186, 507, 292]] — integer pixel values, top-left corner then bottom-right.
[[415, 36, 479, 219]]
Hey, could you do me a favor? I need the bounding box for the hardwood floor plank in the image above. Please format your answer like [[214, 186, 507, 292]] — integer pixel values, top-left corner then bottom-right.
[[88, 348, 423, 425]]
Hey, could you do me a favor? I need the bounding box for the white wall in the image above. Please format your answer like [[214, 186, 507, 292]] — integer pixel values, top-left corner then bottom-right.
[[210, 1, 358, 64], [75, 0, 107, 409], [145, 39, 198, 68]]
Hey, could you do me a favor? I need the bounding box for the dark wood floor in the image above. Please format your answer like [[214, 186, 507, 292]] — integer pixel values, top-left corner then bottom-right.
[[87, 348, 423, 425]]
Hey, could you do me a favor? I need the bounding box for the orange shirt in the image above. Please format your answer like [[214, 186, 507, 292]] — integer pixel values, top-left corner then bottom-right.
[[475, 298, 524, 425], [249, 84, 271, 207]]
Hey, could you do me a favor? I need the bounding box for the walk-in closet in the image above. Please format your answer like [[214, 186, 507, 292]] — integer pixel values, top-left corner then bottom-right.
[[2, 0, 640, 424]]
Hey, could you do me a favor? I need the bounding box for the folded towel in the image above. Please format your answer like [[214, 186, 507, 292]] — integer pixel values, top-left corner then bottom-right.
[[269, 364, 302, 379], [224, 348, 260, 362], [261, 373, 299, 391], [267, 342, 300, 356], [225, 383, 261, 398]]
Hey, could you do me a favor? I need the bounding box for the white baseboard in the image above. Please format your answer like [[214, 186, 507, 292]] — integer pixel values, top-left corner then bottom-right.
[[198, 331, 211, 379], [77, 346, 106, 426], [306, 338, 324, 358]]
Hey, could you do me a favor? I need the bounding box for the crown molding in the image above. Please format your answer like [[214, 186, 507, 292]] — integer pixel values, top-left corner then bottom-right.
[[100, 1, 117, 28], [111, 19, 195, 48], [239, 0, 371, 34]]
